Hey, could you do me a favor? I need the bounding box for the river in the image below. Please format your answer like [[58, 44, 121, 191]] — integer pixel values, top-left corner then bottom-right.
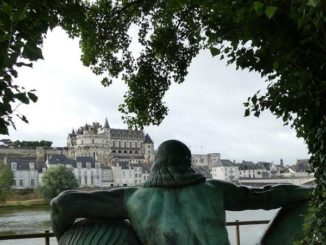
[[0, 206, 278, 245]]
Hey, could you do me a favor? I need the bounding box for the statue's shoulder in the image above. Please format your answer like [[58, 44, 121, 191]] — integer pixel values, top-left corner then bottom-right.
[[206, 179, 232, 187]]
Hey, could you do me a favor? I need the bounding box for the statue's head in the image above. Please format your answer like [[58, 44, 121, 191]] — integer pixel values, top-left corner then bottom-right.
[[153, 140, 191, 170], [144, 139, 205, 187]]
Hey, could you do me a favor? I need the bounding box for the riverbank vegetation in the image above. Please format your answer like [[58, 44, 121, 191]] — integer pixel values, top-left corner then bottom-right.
[[37, 166, 79, 201], [0, 163, 14, 203]]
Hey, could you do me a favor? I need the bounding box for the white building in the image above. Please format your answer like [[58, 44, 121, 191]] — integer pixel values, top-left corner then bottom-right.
[[238, 161, 280, 178], [238, 161, 264, 178], [111, 161, 150, 186], [6, 157, 40, 189], [46, 154, 114, 187], [211, 159, 239, 182]]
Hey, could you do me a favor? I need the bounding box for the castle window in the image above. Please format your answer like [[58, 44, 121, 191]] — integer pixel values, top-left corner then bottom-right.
[[19, 179, 24, 186], [135, 151, 138, 154], [113, 141, 115, 147], [29, 162, 35, 169], [30, 179, 35, 187], [118, 150, 121, 153], [13, 179, 16, 186], [130, 142, 132, 148], [11, 162, 17, 171], [112, 150, 116, 153], [129, 151, 132, 153], [124, 142, 127, 148], [124, 150, 127, 153], [92, 139, 94, 144], [86, 162, 91, 169]]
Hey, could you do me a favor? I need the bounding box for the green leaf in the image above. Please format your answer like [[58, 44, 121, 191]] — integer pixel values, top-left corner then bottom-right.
[[16, 93, 29, 104], [209, 47, 220, 57], [244, 109, 250, 117], [22, 42, 44, 61], [28, 92, 38, 102], [265, 6, 277, 19], [307, 0, 317, 7], [253, 1, 264, 16], [1, 2, 13, 14]]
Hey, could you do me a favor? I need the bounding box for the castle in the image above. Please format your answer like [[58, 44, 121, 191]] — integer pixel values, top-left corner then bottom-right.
[[67, 118, 155, 166]]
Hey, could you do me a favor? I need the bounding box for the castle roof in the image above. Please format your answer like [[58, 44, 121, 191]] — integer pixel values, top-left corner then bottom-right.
[[48, 154, 75, 166], [144, 134, 153, 144], [104, 118, 110, 129], [6, 157, 36, 170], [220, 159, 237, 167], [76, 156, 97, 168]]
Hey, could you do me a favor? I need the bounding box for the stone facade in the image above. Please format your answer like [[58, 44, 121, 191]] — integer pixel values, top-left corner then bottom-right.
[[67, 119, 155, 166], [191, 153, 221, 169]]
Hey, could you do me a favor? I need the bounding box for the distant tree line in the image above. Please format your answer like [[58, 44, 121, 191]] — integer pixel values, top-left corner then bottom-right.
[[0, 139, 52, 147]]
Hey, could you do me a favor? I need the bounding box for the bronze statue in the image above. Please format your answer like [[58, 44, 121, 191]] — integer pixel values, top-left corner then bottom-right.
[[51, 140, 312, 244]]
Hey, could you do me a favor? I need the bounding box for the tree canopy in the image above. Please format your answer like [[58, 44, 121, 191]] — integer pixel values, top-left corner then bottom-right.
[[1, 0, 325, 242], [38, 165, 79, 201]]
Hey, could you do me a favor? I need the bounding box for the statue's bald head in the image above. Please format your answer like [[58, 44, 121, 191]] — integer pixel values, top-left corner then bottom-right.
[[153, 140, 192, 170]]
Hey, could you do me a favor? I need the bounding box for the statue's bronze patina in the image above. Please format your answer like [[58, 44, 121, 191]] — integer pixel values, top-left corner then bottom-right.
[[51, 140, 312, 245]]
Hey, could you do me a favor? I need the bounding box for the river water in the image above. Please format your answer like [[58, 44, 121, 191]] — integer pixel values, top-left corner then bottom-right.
[[0, 206, 278, 245]]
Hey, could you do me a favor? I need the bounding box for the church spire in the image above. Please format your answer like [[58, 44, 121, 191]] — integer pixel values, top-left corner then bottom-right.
[[104, 117, 110, 129]]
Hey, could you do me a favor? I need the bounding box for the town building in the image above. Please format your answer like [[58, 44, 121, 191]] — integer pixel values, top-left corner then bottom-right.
[[211, 159, 239, 182], [111, 161, 150, 187], [67, 118, 155, 166], [238, 161, 264, 178], [5, 157, 40, 189], [192, 153, 221, 169], [238, 161, 279, 178], [46, 154, 114, 187]]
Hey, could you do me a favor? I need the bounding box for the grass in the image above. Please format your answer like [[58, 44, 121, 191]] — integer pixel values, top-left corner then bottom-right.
[[0, 198, 48, 208]]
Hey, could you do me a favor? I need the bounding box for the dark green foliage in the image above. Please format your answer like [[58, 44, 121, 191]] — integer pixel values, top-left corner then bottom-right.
[[38, 165, 79, 201], [0, 0, 87, 134], [0, 163, 14, 202], [11, 140, 52, 147]]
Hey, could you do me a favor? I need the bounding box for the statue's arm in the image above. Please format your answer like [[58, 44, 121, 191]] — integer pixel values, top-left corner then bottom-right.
[[50, 188, 135, 239], [212, 180, 313, 211]]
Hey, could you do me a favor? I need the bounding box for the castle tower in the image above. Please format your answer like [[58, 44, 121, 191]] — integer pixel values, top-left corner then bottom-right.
[[143, 134, 154, 163]]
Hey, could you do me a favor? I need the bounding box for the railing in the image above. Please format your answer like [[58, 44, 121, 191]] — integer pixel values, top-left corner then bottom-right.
[[0, 220, 270, 245], [0, 230, 53, 245], [226, 220, 270, 245]]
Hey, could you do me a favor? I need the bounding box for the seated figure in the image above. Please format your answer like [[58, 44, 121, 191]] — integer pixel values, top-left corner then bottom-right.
[[51, 140, 312, 245]]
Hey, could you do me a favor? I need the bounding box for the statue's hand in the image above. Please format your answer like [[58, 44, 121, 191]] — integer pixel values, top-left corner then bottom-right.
[[50, 194, 75, 240]]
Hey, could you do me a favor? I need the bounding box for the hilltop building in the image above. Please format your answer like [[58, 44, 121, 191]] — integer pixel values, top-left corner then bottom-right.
[[67, 118, 155, 166]]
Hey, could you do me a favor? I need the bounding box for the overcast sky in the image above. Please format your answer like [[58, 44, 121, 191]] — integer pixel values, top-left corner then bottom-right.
[[4, 28, 309, 165]]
